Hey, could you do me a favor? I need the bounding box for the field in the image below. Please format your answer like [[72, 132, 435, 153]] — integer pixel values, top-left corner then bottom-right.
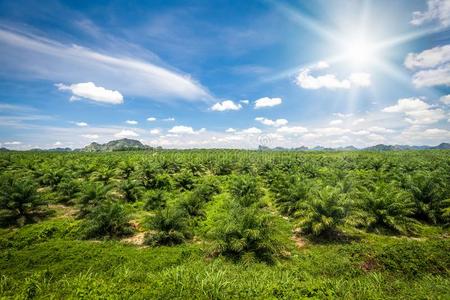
[[1, 150, 449, 299]]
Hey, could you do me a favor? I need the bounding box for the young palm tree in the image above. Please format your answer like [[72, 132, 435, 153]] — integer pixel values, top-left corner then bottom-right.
[[229, 175, 263, 207], [77, 182, 111, 217], [353, 183, 417, 234], [81, 201, 133, 239], [0, 176, 46, 224], [295, 186, 349, 238], [118, 179, 142, 203], [211, 202, 282, 261], [144, 207, 191, 246]]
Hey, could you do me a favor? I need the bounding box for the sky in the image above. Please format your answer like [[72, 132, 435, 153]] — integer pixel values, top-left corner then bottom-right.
[[0, 0, 449, 149]]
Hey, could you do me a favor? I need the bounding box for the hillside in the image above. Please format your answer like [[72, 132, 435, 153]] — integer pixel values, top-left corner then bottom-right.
[[81, 138, 152, 152]]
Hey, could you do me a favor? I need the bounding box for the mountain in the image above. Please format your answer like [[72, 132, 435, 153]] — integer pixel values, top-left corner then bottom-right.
[[256, 143, 450, 152], [81, 138, 152, 152], [432, 143, 450, 149]]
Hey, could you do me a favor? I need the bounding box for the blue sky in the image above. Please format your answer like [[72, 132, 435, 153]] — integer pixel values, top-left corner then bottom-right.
[[0, 0, 449, 149]]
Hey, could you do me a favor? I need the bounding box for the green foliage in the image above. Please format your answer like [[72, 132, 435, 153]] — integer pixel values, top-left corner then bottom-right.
[[295, 186, 349, 237], [0, 175, 47, 226], [229, 175, 263, 207], [143, 190, 167, 211], [80, 201, 133, 239], [270, 173, 311, 215], [353, 183, 417, 234], [77, 182, 111, 217], [118, 179, 142, 202], [145, 207, 191, 246], [56, 178, 80, 204]]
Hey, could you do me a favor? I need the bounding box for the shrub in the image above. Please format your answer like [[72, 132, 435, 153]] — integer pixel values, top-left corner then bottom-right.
[[81, 201, 133, 239], [174, 171, 196, 191], [270, 174, 310, 216], [144, 207, 191, 246], [295, 186, 349, 237], [56, 178, 80, 204]]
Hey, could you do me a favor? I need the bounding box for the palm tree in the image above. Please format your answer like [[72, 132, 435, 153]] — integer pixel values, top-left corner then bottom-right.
[[118, 179, 142, 203], [145, 207, 191, 246], [77, 182, 111, 217], [353, 183, 417, 234], [229, 175, 263, 207], [295, 186, 349, 237], [81, 201, 133, 239], [0, 176, 46, 224]]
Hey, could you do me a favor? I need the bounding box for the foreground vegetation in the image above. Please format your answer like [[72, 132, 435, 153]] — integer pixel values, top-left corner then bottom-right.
[[0, 150, 449, 298]]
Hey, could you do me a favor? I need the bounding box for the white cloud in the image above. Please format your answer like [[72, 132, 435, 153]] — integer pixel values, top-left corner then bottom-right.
[[405, 45, 450, 69], [254, 97, 282, 108], [211, 100, 242, 111], [329, 119, 343, 125], [115, 129, 139, 138], [150, 129, 161, 135], [352, 118, 365, 125], [168, 125, 203, 135], [240, 100, 249, 105], [255, 117, 288, 127], [0, 28, 210, 101], [147, 117, 156, 122], [405, 45, 450, 87], [368, 126, 395, 133], [75, 122, 88, 127], [277, 126, 308, 134], [54, 141, 62, 146], [56, 82, 124, 104], [352, 130, 369, 136], [241, 127, 262, 134], [411, 0, 450, 28], [81, 134, 99, 139], [314, 127, 350, 136], [163, 117, 175, 121], [295, 62, 371, 89], [383, 97, 445, 124], [225, 128, 236, 133], [441, 94, 450, 105], [333, 113, 353, 118], [4, 141, 22, 145], [126, 120, 138, 125], [412, 65, 450, 87]]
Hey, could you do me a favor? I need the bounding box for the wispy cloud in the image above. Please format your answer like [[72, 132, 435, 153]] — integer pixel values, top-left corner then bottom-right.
[[0, 26, 211, 102]]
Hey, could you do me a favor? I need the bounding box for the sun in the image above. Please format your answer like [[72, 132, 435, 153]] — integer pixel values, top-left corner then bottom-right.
[[341, 37, 377, 66]]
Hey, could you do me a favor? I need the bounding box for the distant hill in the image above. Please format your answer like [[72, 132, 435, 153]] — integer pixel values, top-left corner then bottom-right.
[[257, 143, 450, 152], [81, 138, 152, 152]]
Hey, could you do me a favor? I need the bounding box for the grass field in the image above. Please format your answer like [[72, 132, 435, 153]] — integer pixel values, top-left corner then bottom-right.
[[0, 150, 449, 299]]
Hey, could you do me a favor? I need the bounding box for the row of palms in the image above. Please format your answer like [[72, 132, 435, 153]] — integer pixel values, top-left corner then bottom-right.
[[1, 151, 449, 260]]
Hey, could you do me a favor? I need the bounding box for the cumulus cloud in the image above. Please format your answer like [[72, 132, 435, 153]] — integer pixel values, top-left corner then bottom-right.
[[405, 45, 450, 87], [211, 100, 242, 111], [81, 134, 99, 139], [383, 97, 445, 124], [254, 97, 282, 109], [75, 122, 88, 127], [163, 117, 175, 121], [277, 126, 308, 134], [56, 82, 124, 104], [115, 129, 139, 138], [329, 119, 343, 125], [0, 28, 210, 101], [255, 117, 288, 127], [352, 118, 365, 125], [150, 129, 161, 135], [126, 120, 138, 125], [225, 128, 236, 133], [240, 100, 249, 105], [441, 94, 450, 105], [295, 62, 371, 89], [405, 45, 450, 69], [54, 141, 62, 146], [168, 125, 204, 135], [241, 127, 262, 134], [368, 126, 395, 133], [411, 0, 450, 28], [4, 141, 22, 145], [314, 127, 350, 136], [147, 117, 156, 122]]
